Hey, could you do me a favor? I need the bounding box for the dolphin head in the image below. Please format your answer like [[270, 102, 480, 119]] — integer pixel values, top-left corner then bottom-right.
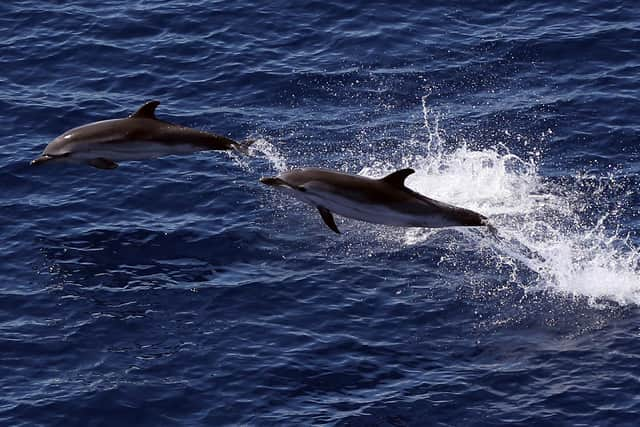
[[260, 176, 301, 190], [30, 141, 74, 166], [30, 118, 130, 167], [260, 173, 307, 193], [260, 168, 353, 195], [260, 169, 319, 187], [30, 130, 78, 166]]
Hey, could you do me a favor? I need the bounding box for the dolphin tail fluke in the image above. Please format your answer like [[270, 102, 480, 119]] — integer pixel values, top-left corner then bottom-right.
[[478, 216, 500, 238], [485, 222, 499, 238], [232, 139, 255, 155]]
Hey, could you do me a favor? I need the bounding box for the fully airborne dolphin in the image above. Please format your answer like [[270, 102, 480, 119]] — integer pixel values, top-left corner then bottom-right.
[[260, 167, 490, 233], [31, 100, 251, 169]]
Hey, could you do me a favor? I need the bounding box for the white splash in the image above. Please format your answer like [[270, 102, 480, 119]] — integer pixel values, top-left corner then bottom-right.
[[237, 136, 288, 172], [360, 97, 640, 306]]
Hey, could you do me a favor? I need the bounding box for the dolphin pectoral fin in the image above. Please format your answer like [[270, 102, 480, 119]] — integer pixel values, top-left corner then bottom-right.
[[129, 100, 160, 119], [381, 168, 415, 188], [318, 206, 340, 234], [88, 158, 118, 169]]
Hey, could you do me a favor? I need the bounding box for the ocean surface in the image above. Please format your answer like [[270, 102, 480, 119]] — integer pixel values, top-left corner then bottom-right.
[[1, 1, 639, 425]]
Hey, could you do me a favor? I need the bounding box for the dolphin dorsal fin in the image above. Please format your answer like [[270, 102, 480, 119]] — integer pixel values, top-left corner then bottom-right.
[[380, 168, 415, 188], [129, 100, 160, 119]]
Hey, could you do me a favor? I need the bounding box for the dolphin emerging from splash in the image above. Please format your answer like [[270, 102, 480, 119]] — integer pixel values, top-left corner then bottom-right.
[[31, 101, 251, 169], [260, 167, 490, 233]]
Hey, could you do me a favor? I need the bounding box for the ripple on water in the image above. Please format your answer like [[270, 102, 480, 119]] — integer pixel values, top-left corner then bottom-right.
[[2, 1, 640, 426]]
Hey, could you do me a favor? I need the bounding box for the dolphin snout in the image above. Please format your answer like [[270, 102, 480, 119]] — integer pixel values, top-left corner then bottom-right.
[[260, 177, 284, 186], [30, 155, 52, 166]]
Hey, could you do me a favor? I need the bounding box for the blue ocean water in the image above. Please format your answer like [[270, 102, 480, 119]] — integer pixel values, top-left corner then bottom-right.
[[1, 1, 639, 425]]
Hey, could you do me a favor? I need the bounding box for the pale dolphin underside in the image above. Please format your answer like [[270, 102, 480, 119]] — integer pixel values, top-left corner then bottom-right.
[[31, 100, 251, 169], [260, 167, 490, 233]]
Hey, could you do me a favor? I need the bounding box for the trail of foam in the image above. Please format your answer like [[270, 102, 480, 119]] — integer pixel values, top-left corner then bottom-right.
[[360, 98, 640, 306], [248, 137, 288, 172], [232, 137, 288, 173], [245, 97, 639, 305]]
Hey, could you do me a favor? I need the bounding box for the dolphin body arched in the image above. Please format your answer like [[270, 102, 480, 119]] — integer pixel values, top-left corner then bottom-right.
[[31, 101, 250, 169], [261, 167, 490, 233]]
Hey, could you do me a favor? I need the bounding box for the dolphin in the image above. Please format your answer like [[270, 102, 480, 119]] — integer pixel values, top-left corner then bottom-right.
[[31, 100, 251, 169], [260, 167, 490, 233]]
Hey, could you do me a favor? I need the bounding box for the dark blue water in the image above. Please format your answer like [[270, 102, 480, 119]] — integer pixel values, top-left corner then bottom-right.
[[2, 1, 639, 425]]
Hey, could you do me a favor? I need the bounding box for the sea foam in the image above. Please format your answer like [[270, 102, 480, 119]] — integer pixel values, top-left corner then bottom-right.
[[361, 96, 640, 305]]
